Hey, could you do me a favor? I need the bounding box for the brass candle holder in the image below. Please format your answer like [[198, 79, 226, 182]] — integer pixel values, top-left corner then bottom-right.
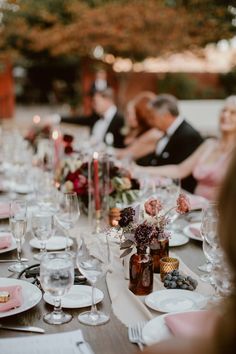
[[160, 257, 179, 281]]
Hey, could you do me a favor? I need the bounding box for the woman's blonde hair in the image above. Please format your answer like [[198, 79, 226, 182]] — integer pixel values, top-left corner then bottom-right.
[[214, 147, 236, 354]]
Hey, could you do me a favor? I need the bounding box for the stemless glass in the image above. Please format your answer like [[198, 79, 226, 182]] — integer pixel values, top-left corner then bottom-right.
[[55, 192, 80, 252], [76, 237, 110, 326], [31, 212, 54, 260], [8, 199, 28, 273], [40, 252, 74, 324]]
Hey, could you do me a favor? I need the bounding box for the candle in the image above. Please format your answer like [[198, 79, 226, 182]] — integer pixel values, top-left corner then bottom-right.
[[33, 115, 41, 124], [52, 128, 61, 171], [93, 152, 101, 211]]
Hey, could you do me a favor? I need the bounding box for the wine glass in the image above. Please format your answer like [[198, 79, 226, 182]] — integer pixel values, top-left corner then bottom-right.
[[55, 192, 80, 252], [8, 199, 28, 273], [76, 236, 110, 326], [31, 212, 54, 260], [40, 252, 74, 324], [199, 203, 219, 282]]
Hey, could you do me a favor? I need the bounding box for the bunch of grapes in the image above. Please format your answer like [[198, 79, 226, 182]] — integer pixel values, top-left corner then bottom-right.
[[163, 270, 198, 291]]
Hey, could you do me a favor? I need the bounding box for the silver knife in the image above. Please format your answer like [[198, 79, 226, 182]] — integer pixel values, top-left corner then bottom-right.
[[0, 258, 28, 263], [0, 324, 45, 333]]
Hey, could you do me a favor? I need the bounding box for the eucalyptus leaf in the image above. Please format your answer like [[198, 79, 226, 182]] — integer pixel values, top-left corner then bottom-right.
[[120, 247, 133, 258], [120, 239, 134, 249]]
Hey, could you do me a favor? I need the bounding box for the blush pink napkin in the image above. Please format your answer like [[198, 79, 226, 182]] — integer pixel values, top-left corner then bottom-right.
[[0, 285, 23, 312], [0, 233, 12, 249], [164, 310, 219, 339], [0, 203, 10, 218], [188, 194, 208, 210]]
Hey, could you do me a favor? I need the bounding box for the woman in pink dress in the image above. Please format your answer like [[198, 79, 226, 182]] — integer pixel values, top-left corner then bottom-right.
[[137, 96, 236, 201]]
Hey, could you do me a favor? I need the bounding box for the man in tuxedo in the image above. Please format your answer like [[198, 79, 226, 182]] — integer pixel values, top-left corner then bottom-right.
[[136, 94, 203, 192], [61, 87, 125, 148]]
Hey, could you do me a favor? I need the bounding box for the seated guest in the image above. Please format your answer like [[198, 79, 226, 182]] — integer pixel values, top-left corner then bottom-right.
[[61, 87, 125, 148], [116, 91, 163, 159], [143, 147, 236, 354], [136, 94, 203, 193], [137, 96, 236, 201]]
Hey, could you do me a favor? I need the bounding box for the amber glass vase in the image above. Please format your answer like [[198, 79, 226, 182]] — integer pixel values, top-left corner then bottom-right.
[[129, 247, 153, 295], [150, 239, 169, 273]]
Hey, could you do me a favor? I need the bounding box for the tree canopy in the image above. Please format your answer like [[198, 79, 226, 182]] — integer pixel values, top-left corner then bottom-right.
[[0, 0, 236, 61]]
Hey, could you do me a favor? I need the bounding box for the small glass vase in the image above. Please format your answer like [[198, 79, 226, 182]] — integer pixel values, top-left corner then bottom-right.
[[129, 247, 153, 295], [150, 238, 169, 273]]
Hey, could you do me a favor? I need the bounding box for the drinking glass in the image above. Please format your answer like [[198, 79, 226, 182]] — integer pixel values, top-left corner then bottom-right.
[[55, 192, 80, 252], [31, 212, 54, 260], [76, 237, 110, 326], [199, 203, 219, 282], [40, 252, 74, 324], [8, 199, 28, 273]]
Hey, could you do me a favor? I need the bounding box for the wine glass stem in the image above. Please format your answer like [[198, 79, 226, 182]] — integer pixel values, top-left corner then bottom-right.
[[16, 240, 22, 263], [90, 282, 98, 317], [53, 297, 62, 315], [40, 241, 47, 255], [65, 229, 70, 252]]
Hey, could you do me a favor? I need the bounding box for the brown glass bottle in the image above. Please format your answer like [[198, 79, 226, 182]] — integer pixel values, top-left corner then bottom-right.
[[129, 247, 153, 295], [150, 238, 169, 273]]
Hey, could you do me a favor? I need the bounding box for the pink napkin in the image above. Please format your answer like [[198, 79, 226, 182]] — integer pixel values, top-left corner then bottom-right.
[[0, 203, 10, 218], [0, 285, 23, 312], [188, 194, 208, 210], [0, 233, 12, 249], [164, 310, 218, 338]]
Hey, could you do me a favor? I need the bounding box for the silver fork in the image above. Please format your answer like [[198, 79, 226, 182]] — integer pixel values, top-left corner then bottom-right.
[[128, 321, 146, 351]]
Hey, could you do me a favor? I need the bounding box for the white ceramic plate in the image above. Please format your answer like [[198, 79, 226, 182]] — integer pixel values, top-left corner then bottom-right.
[[43, 285, 104, 308], [30, 236, 73, 251], [142, 314, 171, 345], [0, 232, 17, 254], [0, 277, 42, 318], [183, 223, 202, 241], [12, 184, 34, 194], [169, 233, 189, 247], [145, 289, 207, 313]]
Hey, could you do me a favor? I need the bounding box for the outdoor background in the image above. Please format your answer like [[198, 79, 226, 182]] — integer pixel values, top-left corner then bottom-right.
[[1, 0, 236, 134]]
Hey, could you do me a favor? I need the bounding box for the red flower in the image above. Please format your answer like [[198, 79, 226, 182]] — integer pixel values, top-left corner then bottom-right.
[[144, 198, 162, 216], [66, 170, 88, 195], [176, 193, 190, 214]]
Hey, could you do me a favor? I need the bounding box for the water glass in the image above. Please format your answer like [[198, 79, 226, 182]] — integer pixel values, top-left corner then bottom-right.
[[31, 212, 54, 260], [8, 199, 28, 273], [40, 252, 74, 324]]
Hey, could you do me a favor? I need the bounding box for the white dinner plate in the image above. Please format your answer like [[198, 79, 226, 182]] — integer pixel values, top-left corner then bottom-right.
[[0, 277, 42, 318], [30, 236, 73, 251], [43, 285, 104, 308], [0, 232, 17, 254], [183, 222, 202, 241], [169, 233, 189, 247], [145, 289, 207, 313], [142, 314, 171, 345], [11, 184, 34, 194]]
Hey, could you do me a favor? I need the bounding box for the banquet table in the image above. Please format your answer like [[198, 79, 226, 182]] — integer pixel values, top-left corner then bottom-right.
[[0, 208, 206, 354]]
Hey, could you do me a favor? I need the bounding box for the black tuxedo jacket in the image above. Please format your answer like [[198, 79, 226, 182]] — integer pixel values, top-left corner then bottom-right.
[[136, 120, 203, 193], [61, 111, 125, 148]]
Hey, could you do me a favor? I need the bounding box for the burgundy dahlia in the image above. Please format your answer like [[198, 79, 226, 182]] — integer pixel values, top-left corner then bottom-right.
[[134, 221, 154, 248], [118, 207, 135, 228]]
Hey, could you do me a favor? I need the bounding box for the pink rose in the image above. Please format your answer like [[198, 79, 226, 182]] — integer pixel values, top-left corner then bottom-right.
[[176, 193, 190, 214], [144, 198, 162, 216]]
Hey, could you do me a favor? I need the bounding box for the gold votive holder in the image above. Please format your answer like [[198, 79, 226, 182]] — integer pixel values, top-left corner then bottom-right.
[[160, 257, 179, 282]]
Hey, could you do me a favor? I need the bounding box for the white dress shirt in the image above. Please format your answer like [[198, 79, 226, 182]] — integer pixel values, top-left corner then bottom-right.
[[91, 105, 117, 143], [155, 116, 184, 155]]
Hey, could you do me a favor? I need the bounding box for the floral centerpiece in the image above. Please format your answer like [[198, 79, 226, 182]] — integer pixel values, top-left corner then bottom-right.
[[55, 157, 140, 213], [118, 193, 190, 288]]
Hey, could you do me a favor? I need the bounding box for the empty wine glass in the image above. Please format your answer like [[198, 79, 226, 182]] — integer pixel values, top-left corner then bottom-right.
[[31, 212, 54, 260], [76, 236, 110, 326], [55, 192, 80, 252], [8, 199, 28, 273], [40, 252, 74, 324]]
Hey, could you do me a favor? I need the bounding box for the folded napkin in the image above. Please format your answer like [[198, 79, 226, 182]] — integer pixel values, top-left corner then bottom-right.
[[0, 233, 12, 249], [188, 194, 208, 210], [0, 203, 10, 218], [0, 285, 23, 312], [164, 310, 218, 338]]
